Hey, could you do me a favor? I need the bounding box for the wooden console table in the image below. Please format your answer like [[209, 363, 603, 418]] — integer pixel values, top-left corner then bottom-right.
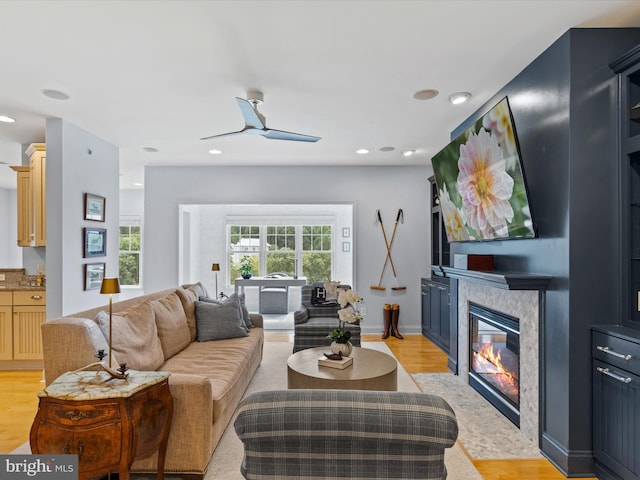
[[30, 370, 173, 480]]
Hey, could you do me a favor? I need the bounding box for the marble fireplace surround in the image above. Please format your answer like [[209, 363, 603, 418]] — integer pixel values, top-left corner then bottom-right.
[[457, 279, 542, 444]]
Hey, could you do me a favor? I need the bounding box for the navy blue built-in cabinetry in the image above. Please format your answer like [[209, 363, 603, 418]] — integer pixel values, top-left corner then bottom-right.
[[590, 46, 640, 480]]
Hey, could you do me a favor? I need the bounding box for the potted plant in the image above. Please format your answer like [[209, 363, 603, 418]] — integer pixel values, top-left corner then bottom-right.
[[240, 256, 253, 279]]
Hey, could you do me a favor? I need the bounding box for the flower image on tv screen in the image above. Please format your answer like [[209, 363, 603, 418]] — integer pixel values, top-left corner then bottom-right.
[[431, 96, 535, 242]]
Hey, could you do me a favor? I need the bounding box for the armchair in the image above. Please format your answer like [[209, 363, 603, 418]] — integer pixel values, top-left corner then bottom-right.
[[292, 283, 361, 352]]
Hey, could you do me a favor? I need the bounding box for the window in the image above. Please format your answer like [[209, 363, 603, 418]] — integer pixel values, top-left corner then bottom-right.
[[226, 224, 333, 283], [229, 225, 260, 280], [119, 216, 141, 287]]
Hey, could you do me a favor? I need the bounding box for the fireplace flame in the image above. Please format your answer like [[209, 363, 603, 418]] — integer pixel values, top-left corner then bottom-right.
[[473, 342, 518, 401]]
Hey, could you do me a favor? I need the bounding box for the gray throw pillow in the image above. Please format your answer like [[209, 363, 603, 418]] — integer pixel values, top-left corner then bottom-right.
[[200, 294, 254, 330], [195, 299, 248, 342]]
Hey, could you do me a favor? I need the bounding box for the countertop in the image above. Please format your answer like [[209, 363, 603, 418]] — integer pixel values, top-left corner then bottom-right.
[[0, 284, 46, 291]]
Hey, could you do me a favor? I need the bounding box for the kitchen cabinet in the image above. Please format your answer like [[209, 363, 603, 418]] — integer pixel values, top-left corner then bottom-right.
[[0, 292, 12, 360], [421, 278, 451, 353], [0, 290, 46, 362], [10, 143, 46, 247]]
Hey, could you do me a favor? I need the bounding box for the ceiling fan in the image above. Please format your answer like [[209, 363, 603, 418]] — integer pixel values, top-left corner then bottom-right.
[[200, 90, 321, 143]]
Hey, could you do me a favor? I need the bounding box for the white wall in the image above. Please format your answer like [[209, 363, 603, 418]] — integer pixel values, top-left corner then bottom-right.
[[144, 165, 432, 335], [46, 118, 119, 317], [0, 187, 21, 267]]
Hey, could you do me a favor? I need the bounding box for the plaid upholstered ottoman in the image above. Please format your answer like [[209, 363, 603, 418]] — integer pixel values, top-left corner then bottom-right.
[[234, 389, 458, 479]]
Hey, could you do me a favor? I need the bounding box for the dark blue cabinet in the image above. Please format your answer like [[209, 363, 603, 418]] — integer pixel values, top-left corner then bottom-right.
[[592, 328, 640, 480]]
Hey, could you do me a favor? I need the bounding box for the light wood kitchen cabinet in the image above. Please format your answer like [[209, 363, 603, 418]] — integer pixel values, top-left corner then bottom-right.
[[0, 290, 46, 362], [0, 292, 12, 360], [10, 143, 46, 247], [12, 290, 46, 360]]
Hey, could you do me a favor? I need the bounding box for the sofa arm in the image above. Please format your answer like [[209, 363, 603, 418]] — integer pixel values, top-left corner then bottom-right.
[[132, 372, 214, 474], [293, 307, 309, 324], [249, 313, 263, 329], [235, 389, 458, 479], [42, 318, 111, 385]]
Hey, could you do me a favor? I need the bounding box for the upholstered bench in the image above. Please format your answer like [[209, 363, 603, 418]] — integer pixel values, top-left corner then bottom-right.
[[234, 389, 459, 480], [292, 283, 361, 352]]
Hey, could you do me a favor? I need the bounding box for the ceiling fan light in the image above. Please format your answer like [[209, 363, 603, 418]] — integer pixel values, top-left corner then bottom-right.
[[449, 92, 471, 105]]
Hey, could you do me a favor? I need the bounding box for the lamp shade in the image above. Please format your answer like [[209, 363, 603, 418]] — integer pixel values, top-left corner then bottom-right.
[[212, 263, 220, 271], [100, 277, 121, 294]]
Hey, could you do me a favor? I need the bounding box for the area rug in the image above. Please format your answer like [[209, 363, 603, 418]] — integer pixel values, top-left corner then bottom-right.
[[412, 372, 543, 460], [13, 342, 482, 480]]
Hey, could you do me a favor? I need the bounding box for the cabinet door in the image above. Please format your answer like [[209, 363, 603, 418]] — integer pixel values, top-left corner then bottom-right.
[[0, 305, 12, 360], [12, 306, 46, 360], [421, 282, 430, 336], [30, 147, 46, 247], [593, 359, 640, 479], [10, 166, 32, 246], [429, 283, 441, 338], [438, 285, 450, 343]]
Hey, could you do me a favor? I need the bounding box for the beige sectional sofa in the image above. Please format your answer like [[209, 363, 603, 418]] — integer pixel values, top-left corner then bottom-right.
[[40, 282, 264, 479]]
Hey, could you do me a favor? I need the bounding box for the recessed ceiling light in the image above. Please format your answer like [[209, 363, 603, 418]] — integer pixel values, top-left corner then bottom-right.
[[142, 147, 158, 153], [208, 149, 222, 155], [402, 149, 416, 157], [356, 148, 369, 154], [0, 115, 15, 123], [449, 92, 471, 105], [379, 146, 395, 152], [413, 89, 439, 100], [41, 89, 70, 100]]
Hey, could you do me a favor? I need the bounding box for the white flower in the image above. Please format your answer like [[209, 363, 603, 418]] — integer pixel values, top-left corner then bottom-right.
[[338, 288, 361, 308], [439, 184, 469, 241], [338, 305, 359, 324], [457, 128, 514, 239]]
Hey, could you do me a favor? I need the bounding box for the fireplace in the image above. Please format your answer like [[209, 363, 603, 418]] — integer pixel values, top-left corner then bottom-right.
[[469, 302, 520, 426]]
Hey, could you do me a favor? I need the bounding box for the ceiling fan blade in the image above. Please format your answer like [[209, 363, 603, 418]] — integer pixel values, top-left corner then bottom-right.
[[236, 97, 265, 129], [200, 129, 246, 141], [264, 128, 321, 142]]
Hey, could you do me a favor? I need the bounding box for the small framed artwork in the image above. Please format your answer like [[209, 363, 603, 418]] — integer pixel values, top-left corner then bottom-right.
[[342, 227, 350, 238], [342, 241, 351, 252], [84, 263, 105, 291], [84, 228, 107, 258], [84, 193, 106, 222]]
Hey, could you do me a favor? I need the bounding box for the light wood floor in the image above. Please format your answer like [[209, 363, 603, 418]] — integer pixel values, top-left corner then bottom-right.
[[0, 333, 596, 480]]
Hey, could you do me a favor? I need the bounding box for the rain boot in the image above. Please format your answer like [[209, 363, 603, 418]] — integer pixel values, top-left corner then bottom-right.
[[382, 304, 392, 339], [391, 304, 403, 339]]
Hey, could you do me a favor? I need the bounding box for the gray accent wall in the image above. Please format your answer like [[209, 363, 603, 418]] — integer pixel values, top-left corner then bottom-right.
[[447, 29, 640, 475], [143, 165, 432, 335]]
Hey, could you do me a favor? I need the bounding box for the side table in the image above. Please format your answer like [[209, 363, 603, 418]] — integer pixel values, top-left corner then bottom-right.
[[30, 370, 173, 480]]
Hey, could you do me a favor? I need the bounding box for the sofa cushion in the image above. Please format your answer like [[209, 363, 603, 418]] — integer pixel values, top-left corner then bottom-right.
[[95, 300, 164, 371], [151, 292, 191, 360], [195, 299, 249, 342], [201, 293, 253, 330], [176, 287, 198, 342]]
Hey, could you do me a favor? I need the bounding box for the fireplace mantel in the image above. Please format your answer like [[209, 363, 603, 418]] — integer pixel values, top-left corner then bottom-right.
[[436, 266, 551, 291]]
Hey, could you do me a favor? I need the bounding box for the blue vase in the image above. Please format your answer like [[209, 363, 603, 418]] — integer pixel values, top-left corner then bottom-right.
[[241, 273, 252, 279]]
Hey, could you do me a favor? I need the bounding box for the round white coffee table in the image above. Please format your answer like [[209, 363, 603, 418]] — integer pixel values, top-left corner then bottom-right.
[[287, 346, 397, 391]]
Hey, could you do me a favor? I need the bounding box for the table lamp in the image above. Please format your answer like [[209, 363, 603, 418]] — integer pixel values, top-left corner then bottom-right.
[[212, 263, 220, 298], [100, 277, 121, 370]]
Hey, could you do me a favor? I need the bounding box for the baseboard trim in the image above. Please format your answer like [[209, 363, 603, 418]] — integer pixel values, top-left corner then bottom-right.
[[541, 433, 595, 477]]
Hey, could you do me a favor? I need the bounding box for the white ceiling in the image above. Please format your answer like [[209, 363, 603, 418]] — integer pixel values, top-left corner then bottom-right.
[[1, 0, 640, 190]]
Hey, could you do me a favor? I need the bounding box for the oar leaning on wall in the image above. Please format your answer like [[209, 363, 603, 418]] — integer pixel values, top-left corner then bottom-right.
[[371, 209, 406, 291]]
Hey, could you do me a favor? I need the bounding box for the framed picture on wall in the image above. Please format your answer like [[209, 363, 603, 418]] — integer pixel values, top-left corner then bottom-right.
[[84, 193, 106, 222], [84, 228, 107, 257], [84, 263, 105, 290]]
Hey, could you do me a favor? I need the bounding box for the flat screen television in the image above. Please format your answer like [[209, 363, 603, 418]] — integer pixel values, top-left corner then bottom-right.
[[431, 96, 535, 242]]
